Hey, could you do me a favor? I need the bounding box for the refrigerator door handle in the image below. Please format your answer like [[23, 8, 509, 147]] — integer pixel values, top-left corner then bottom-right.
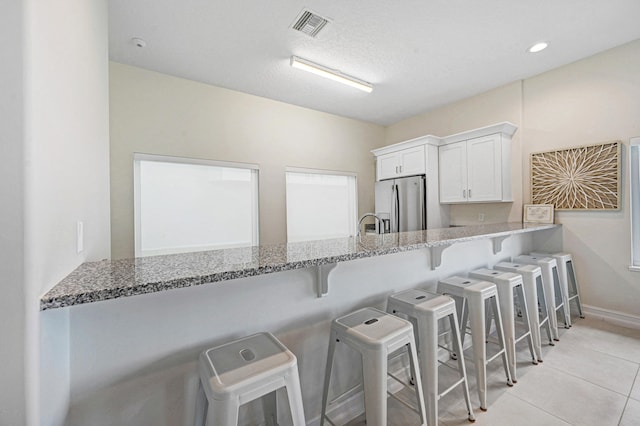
[[390, 183, 396, 232], [420, 177, 426, 230], [395, 183, 400, 232], [390, 183, 399, 233]]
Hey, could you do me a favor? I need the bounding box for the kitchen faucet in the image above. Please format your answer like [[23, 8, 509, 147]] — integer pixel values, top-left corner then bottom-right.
[[357, 213, 383, 237]]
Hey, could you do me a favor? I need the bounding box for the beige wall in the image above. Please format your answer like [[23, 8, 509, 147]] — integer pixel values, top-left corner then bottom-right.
[[109, 62, 385, 258], [110, 39, 640, 315], [387, 39, 640, 317], [522, 40, 640, 317]]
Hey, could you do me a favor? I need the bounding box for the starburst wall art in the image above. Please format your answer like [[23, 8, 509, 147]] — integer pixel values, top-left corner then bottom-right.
[[530, 141, 621, 210]]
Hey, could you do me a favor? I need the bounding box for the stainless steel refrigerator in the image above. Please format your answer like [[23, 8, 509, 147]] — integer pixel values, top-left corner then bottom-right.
[[375, 175, 426, 233]]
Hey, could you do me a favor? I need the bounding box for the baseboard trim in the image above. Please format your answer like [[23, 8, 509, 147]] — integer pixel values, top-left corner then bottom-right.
[[582, 304, 640, 330]]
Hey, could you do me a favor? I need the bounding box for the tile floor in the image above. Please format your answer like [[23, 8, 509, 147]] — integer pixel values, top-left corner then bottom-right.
[[345, 315, 640, 426]]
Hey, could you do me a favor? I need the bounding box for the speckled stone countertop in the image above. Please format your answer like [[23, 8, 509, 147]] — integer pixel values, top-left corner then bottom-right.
[[40, 222, 559, 310]]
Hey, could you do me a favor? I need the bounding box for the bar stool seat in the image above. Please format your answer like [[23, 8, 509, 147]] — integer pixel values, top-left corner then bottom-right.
[[468, 268, 537, 382], [387, 289, 475, 425], [195, 332, 306, 426], [531, 251, 585, 325], [494, 261, 554, 361], [321, 307, 427, 426], [437, 276, 513, 411], [513, 255, 568, 337]]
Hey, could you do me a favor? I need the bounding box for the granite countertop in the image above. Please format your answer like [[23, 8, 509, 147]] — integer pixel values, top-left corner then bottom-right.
[[40, 222, 559, 310]]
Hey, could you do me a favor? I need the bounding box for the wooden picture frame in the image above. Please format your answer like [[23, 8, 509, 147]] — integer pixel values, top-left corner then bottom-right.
[[523, 204, 555, 224], [530, 141, 621, 210]]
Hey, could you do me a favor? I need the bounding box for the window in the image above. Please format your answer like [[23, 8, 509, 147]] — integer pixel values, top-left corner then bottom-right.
[[285, 168, 357, 243], [134, 154, 259, 256], [631, 138, 640, 270]]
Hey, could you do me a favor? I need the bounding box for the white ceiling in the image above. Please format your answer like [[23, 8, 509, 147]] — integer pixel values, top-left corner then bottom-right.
[[109, 0, 640, 126]]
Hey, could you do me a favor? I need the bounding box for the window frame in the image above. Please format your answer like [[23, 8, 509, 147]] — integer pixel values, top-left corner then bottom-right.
[[285, 166, 358, 243], [630, 138, 640, 271], [133, 153, 260, 257]]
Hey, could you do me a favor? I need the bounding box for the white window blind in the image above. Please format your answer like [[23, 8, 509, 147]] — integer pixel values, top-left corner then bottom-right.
[[134, 154, 259, 256], [286, 168, 357, 243]]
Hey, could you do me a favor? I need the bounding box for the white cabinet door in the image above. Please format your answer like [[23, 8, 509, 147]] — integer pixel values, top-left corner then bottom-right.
[[398, 146, 426, 177], [439, 141, 467, 203], [467, 135, 502, 202], [377, 152, 400, 180], [439, 134, 507, 204], [376, 145, 426, 180]]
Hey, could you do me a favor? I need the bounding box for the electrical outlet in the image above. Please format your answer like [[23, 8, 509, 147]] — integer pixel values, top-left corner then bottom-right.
[[77, 221, 84, 254], [478, 213, 485, 222]]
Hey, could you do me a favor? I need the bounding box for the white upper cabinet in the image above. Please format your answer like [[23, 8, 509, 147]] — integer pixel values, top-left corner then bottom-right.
[[438, 125, 515, 204], [372, 122, 516, 204], [438, 141, 467, 203], [467, 135, 504, 201], [376, 145, 426, 180]]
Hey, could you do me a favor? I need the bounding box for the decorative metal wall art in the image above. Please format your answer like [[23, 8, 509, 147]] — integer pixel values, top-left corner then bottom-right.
[[530, 141, 621, 210]]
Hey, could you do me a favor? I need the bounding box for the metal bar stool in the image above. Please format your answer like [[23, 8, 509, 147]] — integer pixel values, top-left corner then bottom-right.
[[494, 261, 554, 361], [468, 269, 537, 382], [321, 307, 427, 426], [195, 332, 306, 426], [437, 276, 513, 411], [387, 289, 475, 425], [531, 252, 585, 325], [513, 255, 569, 337]]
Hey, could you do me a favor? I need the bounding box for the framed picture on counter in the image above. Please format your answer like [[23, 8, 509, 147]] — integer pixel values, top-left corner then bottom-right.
[[523, 204, 554, 224]]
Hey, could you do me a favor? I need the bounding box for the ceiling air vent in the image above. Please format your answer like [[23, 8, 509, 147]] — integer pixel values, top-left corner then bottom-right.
[[291, 9, 330, 38]]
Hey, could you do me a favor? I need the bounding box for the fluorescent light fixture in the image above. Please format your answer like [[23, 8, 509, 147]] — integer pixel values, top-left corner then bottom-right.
[[528, 42, 548, 53], [290, 56, 373, 93]]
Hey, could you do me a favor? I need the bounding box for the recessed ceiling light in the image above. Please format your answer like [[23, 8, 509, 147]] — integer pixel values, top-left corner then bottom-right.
[[290, 56, 373, 93], [528, 42, 548, 53]]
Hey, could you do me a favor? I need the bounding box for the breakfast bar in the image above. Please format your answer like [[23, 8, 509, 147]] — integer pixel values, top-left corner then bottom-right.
[[41, 222, 558, 310], [41, 222, 562, 425]]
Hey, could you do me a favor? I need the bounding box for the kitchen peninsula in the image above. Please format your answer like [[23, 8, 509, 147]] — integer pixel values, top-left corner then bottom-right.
[[42, 222, 558, 310], [41, 221, 561, 425]]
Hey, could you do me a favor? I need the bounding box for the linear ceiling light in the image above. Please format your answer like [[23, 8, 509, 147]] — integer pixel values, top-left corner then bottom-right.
[[290, 56, 373, 93]]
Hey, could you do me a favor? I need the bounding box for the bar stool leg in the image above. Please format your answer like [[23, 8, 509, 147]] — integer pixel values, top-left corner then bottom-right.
[[515, 285, 537, 365], [449, 312, 475, 422], [542, 276, 560, 341], [535, 277, 554, 346], [209, 398, 240, 426], [194, 380, 207, 426], [418, 313, 440, 426], [362, 348, 388, 426], [556, 259, 573, 327], [467, 292, 489, 411], [285, 372, 307, 426], [553, 269, 570, 329], [521, 278, 543, 362], [488, 296, 513, 387], [406, 339, 427, 425], [320, 331, 337, 426], [494, 284, 517, 382], [458, 298, 469, 351], [566, 261, 585, 318]]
